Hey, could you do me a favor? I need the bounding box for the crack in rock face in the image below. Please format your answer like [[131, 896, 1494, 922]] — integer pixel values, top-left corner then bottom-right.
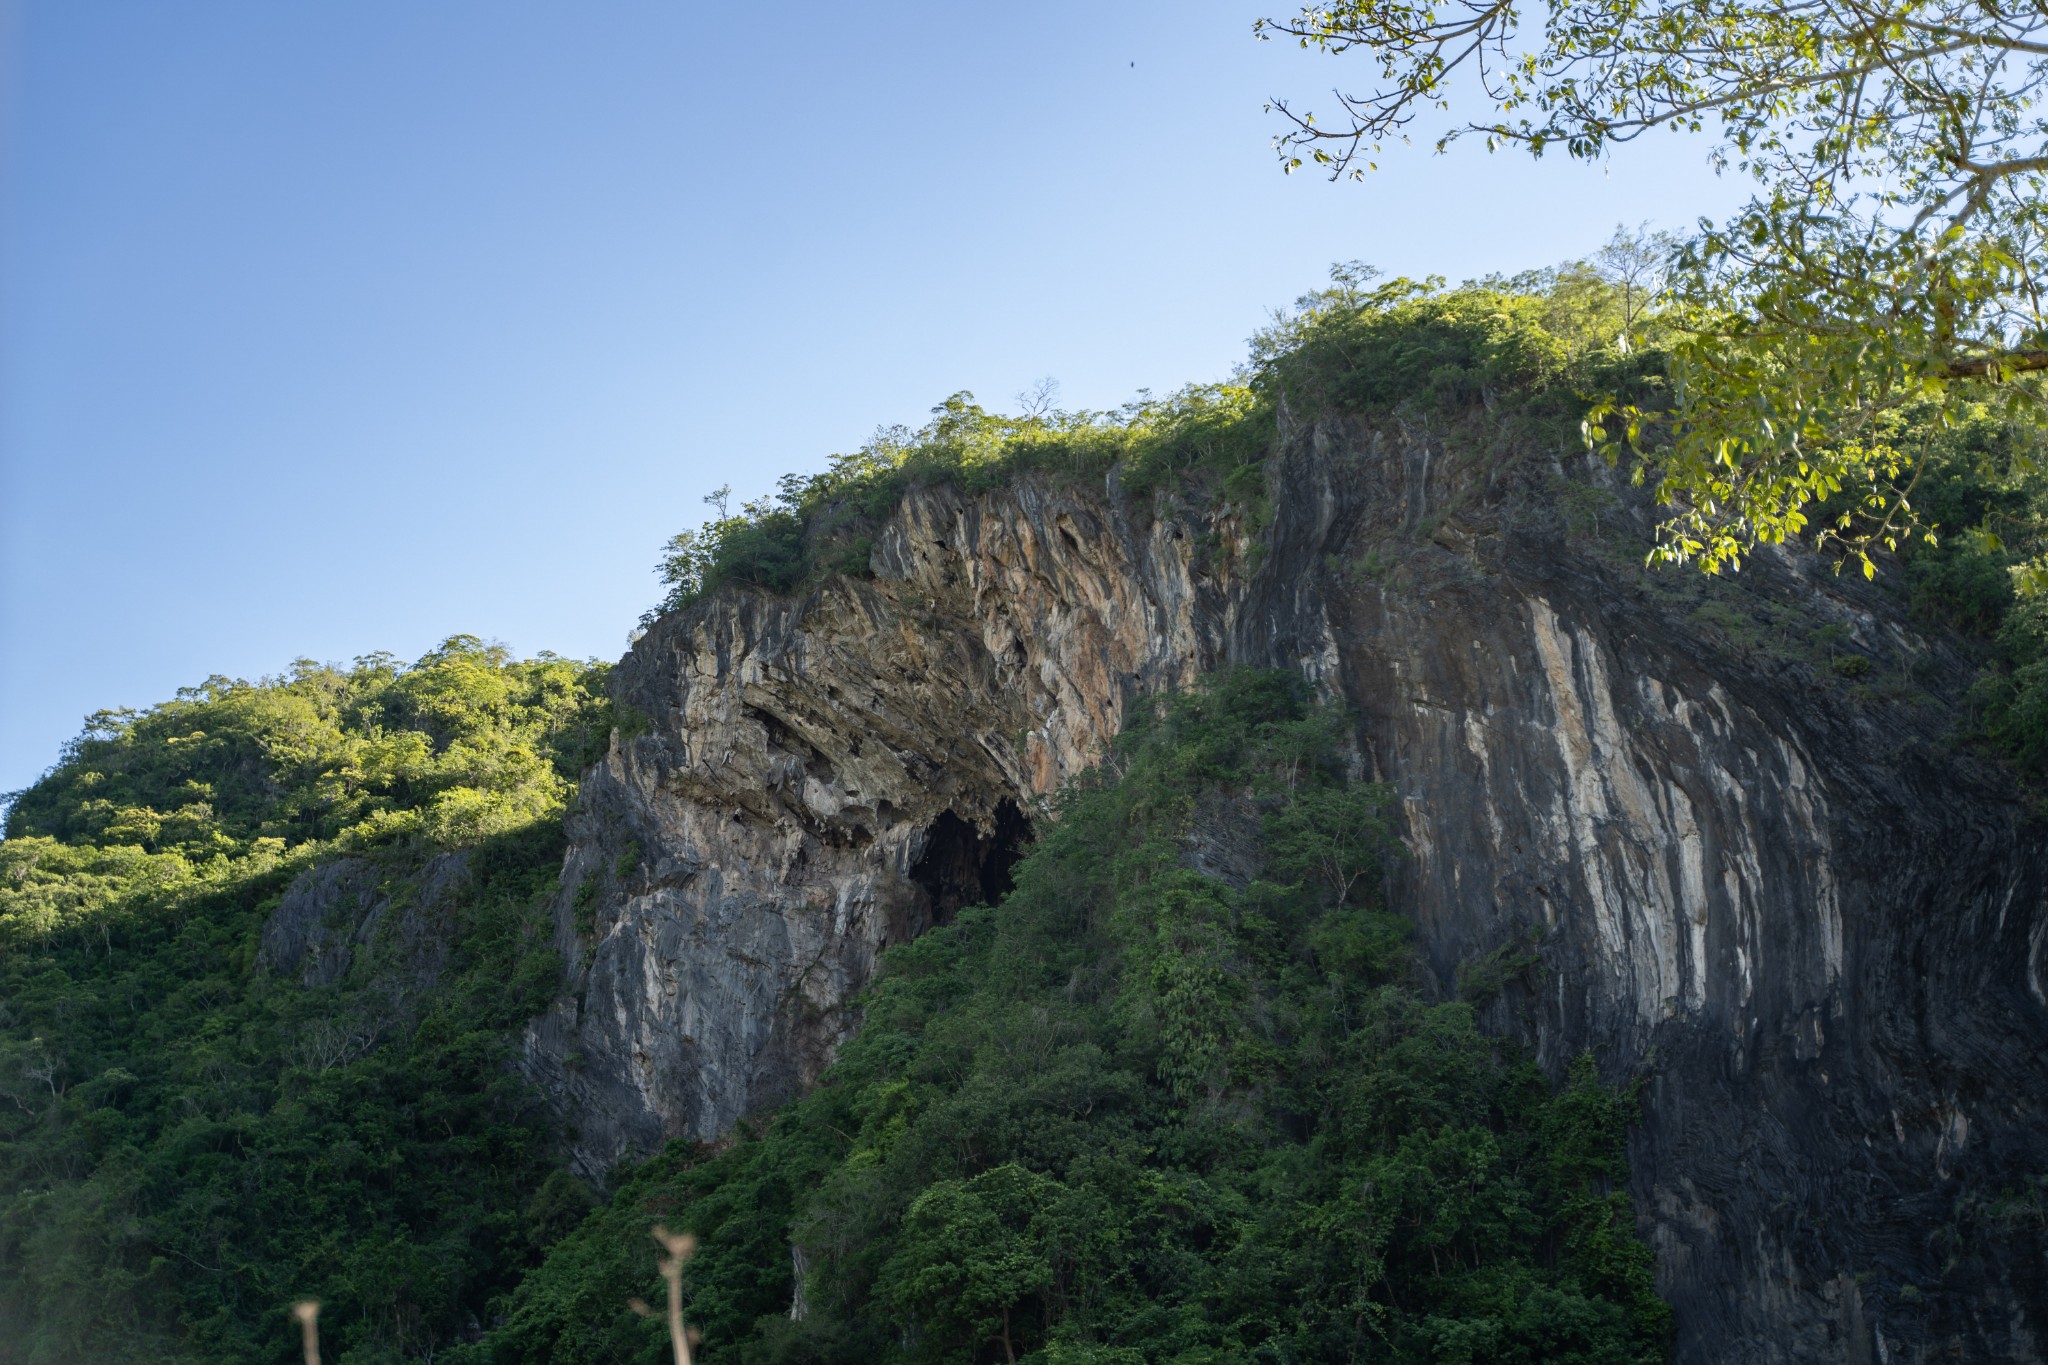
[[523, 422, 2048, 1364], [908, 800, 1032, 924]]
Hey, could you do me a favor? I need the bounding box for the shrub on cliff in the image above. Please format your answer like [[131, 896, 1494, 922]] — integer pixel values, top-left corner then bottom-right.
[[1255, 264, 1650, 417], [642, 385, 1271, 624], [1850, 401, 2048, 778]]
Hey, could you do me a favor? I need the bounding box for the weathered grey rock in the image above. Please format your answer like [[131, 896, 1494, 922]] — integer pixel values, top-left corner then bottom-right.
[[261, 858, 382, 987], [522, 480, 1240, 1171], [524, 411, 2048, 1362], [262, 852, 466, 997], [1247, 413, 2048, 1364]]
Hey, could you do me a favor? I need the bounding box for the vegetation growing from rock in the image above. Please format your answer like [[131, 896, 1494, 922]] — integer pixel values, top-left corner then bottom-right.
[[642, 267, 1659, 623], [465, 673, 1672, 1365], [0, 639, 610, 1364], [642, 384, 1271, 621], [1893, 403, 2048, 775], [1263, 0, 2048, 577]]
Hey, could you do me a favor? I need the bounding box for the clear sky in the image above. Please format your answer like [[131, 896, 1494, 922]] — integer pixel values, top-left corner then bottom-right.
[[0, 0, 1743, 795]]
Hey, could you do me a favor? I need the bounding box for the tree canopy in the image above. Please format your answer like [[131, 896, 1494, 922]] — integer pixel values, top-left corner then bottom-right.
[[0, 641, 613, 1363], [1261, 0, 2048, 575]]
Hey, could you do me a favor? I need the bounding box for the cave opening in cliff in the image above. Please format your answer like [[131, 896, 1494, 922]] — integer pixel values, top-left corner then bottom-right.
[[909, 799, 1032, 924]]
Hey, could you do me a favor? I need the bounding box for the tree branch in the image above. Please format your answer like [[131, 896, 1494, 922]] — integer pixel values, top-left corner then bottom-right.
[[1932, 348, 2048, 378]]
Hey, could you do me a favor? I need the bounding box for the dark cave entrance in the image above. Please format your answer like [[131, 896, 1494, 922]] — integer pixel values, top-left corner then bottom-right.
[[909, 799, 1032, 924]]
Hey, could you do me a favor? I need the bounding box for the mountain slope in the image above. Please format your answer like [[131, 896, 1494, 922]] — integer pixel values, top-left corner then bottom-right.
[[529, 288, 2048, 1362]]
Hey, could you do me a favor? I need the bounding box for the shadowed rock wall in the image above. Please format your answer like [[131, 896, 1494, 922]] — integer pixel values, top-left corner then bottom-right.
[[1243, 412, 2048, 1363], [524, 411, 2048, 1363]]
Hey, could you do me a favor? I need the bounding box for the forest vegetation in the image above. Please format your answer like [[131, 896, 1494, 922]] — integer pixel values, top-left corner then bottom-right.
[[16, 0, 2048, 1355], [6, 262, 2048, 1364], [0, 642, 612, 1362], [645, 264, 2048, 779]]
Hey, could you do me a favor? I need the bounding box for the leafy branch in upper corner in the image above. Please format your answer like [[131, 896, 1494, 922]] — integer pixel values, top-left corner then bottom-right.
[[1261, 0, 2048, 576]]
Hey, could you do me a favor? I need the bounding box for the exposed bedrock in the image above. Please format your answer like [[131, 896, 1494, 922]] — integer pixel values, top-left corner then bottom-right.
[[524, 481, 1241, 1170], [524, 412, 2048, 1363]]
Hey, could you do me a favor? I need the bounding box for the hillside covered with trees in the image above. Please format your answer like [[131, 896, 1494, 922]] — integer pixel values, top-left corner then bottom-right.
[[5, 267, 2048, 1363], [0, 641, 612, 1362]]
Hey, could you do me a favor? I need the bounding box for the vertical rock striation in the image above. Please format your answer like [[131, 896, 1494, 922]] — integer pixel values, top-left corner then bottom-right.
[[1244, 413, 2048, 1363], [525, 411, 2048, 1363]]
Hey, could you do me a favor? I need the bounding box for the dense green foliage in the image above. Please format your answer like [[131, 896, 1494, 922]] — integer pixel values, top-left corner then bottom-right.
[[3, 639, 609, 940], [468, 673, 1670, 1365], [0, 639, 611, 1364], [639, 257, 2048, 778], [1881, 405, 2048, 778], [644, 386, 1271, 621], [17, 262, 2048, 1365], [10, 260, 2048, 1365], [1252, 263, 1656, 419]]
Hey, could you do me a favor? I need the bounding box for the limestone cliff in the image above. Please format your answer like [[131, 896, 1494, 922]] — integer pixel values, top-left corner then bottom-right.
[[523, 481, 1241, 1165], [523, 410, 2048, 1364]]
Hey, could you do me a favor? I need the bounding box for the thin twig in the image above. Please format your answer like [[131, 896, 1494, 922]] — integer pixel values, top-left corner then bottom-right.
[[652, 1225, 698, 1365], [292, 1301, 320, 1365]]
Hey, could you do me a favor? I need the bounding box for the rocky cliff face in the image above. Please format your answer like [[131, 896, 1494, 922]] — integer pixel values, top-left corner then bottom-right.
[[524, 409, 2048, 1364], [524, 482, 1241, 1169]]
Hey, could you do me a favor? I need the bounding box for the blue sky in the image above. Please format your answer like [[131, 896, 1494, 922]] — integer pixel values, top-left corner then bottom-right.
[[0, 1, 1741, 794]]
